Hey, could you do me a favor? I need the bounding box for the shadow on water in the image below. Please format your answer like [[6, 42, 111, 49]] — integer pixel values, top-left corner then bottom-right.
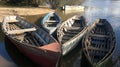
[[5, 36, 41, 67], [62, 40, 82, 67]]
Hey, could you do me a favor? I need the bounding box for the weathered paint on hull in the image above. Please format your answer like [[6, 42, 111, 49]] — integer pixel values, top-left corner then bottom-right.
[[7, 36, 61, 67], [62, 27, 88, 56]]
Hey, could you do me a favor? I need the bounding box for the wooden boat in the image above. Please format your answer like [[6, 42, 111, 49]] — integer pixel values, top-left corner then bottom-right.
[[57, 15, 87, 56], [82, 19, 116, 67], [2, 16, 61, 67], [41, 12, 61, 34]]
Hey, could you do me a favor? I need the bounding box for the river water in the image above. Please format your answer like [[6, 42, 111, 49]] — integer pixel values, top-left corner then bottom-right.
[[0, 0, 120, 67]]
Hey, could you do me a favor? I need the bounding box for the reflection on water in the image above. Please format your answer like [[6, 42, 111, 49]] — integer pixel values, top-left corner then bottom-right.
[[0, 0, 120, 67], [0, 42, 16, 67], [62, 40, 82, 67]]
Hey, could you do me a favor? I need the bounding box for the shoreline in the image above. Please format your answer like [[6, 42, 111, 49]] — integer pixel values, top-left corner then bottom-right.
[[0, 7, 54, 15], [0, 7, 55, 22]]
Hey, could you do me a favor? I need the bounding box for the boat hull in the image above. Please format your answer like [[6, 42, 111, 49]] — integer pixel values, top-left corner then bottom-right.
[[7, 36, 61, 67]]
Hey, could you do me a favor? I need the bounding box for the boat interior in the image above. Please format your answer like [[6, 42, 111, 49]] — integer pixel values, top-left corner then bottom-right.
[[84, 19, 115, 64], [45, 13, 59, 27], [4, 16, 55, 47], [58, 16, 86, 44]]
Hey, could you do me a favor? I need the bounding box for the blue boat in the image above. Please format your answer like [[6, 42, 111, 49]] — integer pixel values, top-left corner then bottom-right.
[[41, 12, 61, 34]]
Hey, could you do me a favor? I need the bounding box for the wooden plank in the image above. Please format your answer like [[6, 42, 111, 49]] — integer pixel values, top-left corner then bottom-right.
[[34, 33, 47, 45], [32, 37, 40, 46], [90, 34, 109, 38], [46, 20, 57, 22], [5, 20, 19, 23], [87, 47, 109, 52], [7, 27, 36, 34], [12, 24, 20, 30], [63, 26, 80, 29], [27, 37, 35, 45]]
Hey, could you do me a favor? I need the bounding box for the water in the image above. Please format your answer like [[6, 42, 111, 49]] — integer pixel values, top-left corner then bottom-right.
[[0, 0, 120, 67]]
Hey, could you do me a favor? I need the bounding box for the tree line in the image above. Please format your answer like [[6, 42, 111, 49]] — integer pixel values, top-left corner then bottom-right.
[[1, 0, 60, 8], [1, 0, 84, 8], [6, 0, 45, 7]]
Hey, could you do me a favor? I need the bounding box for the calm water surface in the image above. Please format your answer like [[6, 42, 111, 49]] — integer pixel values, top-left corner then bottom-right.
[[0, 0, 120, 67]]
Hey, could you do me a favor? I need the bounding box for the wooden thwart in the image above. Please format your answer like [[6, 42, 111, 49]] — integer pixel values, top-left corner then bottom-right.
[[7, 27, 36, 34], [5, 20, 19, 23], [90, 34, 109, 38], [63, 26, 80, 30], [46, 20, 57, 22]]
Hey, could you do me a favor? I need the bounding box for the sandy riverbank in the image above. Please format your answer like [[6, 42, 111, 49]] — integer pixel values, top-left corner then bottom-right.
[[0, 7, 54, 15], [0, 7, 54, 22]]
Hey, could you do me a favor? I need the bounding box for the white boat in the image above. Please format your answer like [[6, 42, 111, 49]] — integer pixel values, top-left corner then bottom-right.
[[57, 15, 87, 56]]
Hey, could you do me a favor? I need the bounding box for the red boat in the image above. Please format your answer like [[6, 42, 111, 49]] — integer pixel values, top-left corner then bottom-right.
[[2, 16, 61, 67]]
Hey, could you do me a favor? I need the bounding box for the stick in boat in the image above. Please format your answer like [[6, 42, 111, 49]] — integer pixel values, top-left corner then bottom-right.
[[7, 27, 36, 35]]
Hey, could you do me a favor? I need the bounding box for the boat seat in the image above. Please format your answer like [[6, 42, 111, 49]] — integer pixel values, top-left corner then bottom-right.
[[5, 20, 19, 23], [63, 26, 80, 30], [64, 33, 75, 37], [47, 24, 57, 27], [87, 46, 109, 52], [68, 28, 82, 32], [90, 34, 109, 38], [66, 30, 80, 34], [46, 20, 57, 23]]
